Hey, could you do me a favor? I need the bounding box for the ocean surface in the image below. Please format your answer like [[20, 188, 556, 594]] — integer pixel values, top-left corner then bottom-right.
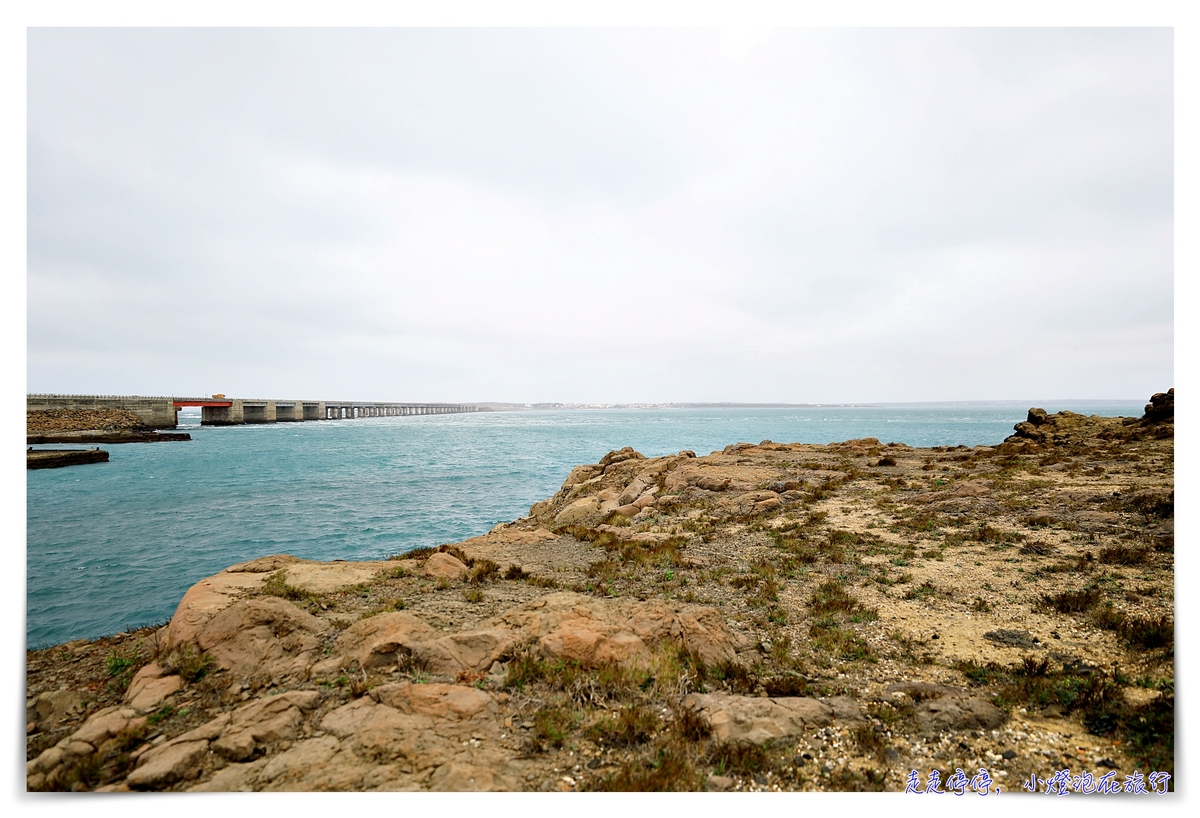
[[26, 403, 1142, 647]]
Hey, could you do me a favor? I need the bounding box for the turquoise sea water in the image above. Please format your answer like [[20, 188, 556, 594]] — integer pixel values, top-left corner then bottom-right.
[[26, 404, 1142, 647]]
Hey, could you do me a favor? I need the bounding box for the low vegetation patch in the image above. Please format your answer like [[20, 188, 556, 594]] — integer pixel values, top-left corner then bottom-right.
[[163, 645, 214, 683], [261, 570, 320, 604], [954, 656, 1173, 781], [1098, 543, 1152, 565], [1042, 586, 1102, 614], [1088, 604, 1174, 650]]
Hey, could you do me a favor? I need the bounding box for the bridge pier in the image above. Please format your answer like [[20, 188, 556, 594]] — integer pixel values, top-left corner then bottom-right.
[[242, 401, 277, 424], [275, 402, 303, 422], [202, 400, 243, 426]]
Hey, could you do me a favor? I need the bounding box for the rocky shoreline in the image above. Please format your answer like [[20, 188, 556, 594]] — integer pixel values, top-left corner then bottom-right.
[[26, 392, 1174, 792], [26, 408, 191, 444]]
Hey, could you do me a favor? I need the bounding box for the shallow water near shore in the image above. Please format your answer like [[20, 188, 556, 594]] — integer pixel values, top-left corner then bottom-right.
[[27, 403, 1141, 647]]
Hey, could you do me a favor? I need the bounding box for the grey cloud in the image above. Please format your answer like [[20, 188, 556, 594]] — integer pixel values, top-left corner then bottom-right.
[[27, 28, 1172, 402]]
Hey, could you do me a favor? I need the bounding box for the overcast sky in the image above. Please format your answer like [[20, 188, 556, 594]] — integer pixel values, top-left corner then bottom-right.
[[26, 27, 1173, 403]]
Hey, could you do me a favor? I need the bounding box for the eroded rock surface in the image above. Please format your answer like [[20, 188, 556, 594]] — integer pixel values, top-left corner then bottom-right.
[[684, 693, 861, 743]]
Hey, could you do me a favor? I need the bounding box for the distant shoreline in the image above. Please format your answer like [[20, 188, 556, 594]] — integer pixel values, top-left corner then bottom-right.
[[474, 400, 1146, 411]]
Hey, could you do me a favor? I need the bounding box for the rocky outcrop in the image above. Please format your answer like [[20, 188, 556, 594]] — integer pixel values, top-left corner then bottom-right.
[[26, 408, 149, 434], [124, 664, 183, 712], [165, 555, 395, 649], [411, 592, 740, 675], [333, 612, 440, 670], [883, 682, 1005, 733], [192, 682, 518, 792], [423, 552, 469, 580], [27, 689, 84, 733], [1006, 390, 1174, 445], [684, 693, 862, 743], [195, 598, 326, 685], [1143, 388, 1173, 423], [529, 445, 794, 529]]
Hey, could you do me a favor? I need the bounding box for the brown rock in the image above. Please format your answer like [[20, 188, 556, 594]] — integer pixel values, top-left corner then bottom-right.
[[562, 464, 602, 488], [416, 628, 519, 675], [618, 478, 649, 506], [127, 671, 183, 710], [211, 691, 321, 761], [599, 447, 644, 468], [540, 623, 651, 667], [695, 474, 732, 492], [824, 696, 865, 722], [370, 682, 492, 720], [26, 408, 148, 434], [949, 481, 991, 498], [411, 593, 738, 675], [27, 688, 83, 730], [424, 552, 469, 580], [175, 713, 232, 743], [684, 694, 836, 743], [196, 597, 325, 683], [124, 663, 165, 700], [913, 696, 1005, 733], [1142, 388, 1173, 423], [321, 698, 432, 764], [334, 611, 439, 669], [71, 706, 145, 746], [428, 761, 515, 791], [284, 560, 397, 594], [554, 496, 602, 526], [885, 682, 961, 701], [28, 746, 64, 775], [167, 556, 401, 651], [884, 682, 1004, 733], [633, 488, 659, 509], [715, 490, 781, 517], [127, 739, 209, 788], [216, 733, 408, 792], [252, 735, 348, 790], [166, 560, 290, 649], [754, 495, 783, 514]]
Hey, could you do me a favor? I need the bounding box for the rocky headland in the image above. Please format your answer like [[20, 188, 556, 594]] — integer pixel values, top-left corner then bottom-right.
[[27, 409, 191, 444], [26, 393, 1174, 792]]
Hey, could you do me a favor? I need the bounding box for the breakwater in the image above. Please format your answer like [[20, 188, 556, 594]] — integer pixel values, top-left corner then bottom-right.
[[27, 448, 109, 469], [27, 394, 482, 429]]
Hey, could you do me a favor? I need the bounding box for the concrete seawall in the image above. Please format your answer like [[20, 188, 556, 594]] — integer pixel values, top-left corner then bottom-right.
[[27, 394, 482, 429], [27, 395, 181, 429]]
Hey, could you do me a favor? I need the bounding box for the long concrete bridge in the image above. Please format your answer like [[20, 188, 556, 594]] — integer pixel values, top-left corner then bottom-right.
[[27, 394, 482, 429]]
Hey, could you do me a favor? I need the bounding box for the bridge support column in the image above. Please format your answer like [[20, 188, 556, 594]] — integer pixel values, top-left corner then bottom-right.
[[203, 400, 244, 426], [242, 401, 277, 423], [275, 402, 303, 422]]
